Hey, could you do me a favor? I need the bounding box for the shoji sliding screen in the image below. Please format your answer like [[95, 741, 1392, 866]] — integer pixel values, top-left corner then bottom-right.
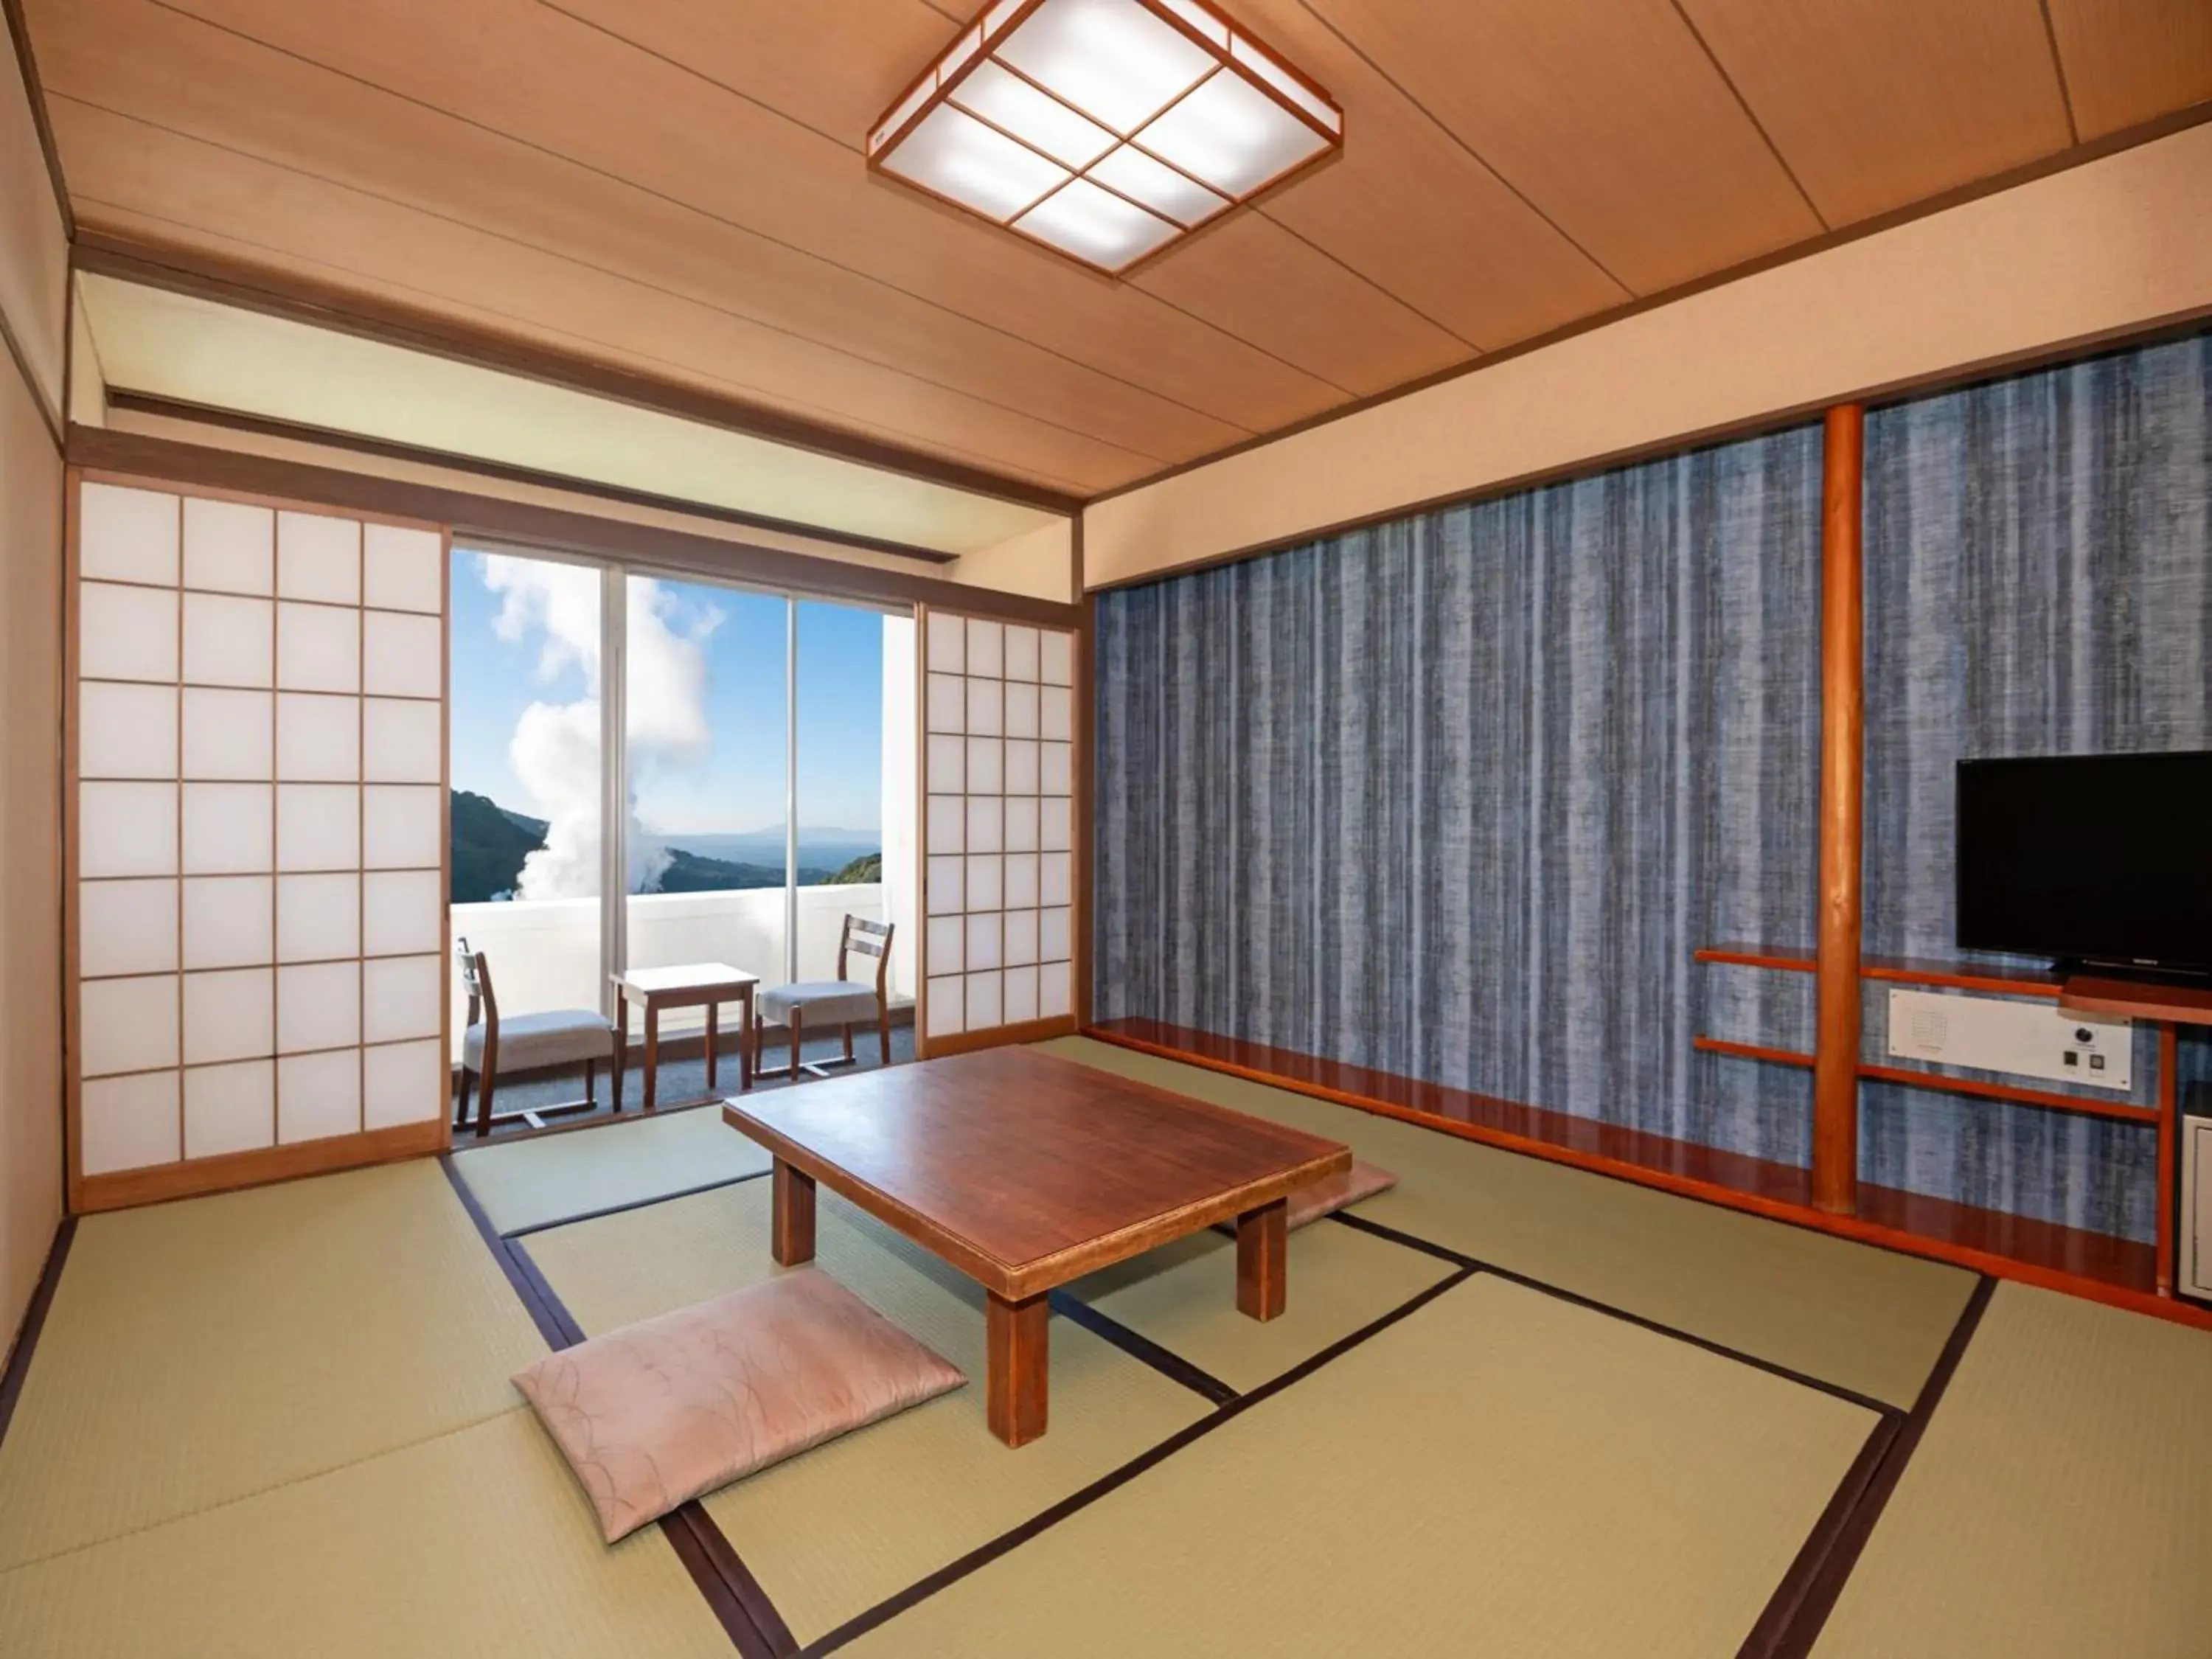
[[69, 474, 450, 1210], [918, 607, 1077, 1051]]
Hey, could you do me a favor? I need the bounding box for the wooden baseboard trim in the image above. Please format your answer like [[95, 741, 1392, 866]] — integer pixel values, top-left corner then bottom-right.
[[918, 1015, 1078, 1060], [76, 1119, 451, 1214], [1082, 1020, 2211, 1333], [0, 1217, 76, 1450]]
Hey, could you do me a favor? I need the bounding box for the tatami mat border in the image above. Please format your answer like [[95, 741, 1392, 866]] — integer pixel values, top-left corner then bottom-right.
[[439, 1152, 793, 1659], [1740, 1276, 1997, 1659], [501, 1169, 774, 1240]]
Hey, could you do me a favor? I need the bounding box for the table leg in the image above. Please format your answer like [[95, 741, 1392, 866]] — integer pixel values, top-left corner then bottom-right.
[[1237, 1198, 1287, 1321], [740, 987, 754, 1091], [986, 1292, 1049, 1447], [771, 1159, 815, 1266], [642, 1002, 659, 1113], [706, 1002, 719, 1092]]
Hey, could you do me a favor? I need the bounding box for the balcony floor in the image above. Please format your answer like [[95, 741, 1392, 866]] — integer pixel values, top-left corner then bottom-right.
[[456, 1020, 919, 1141]]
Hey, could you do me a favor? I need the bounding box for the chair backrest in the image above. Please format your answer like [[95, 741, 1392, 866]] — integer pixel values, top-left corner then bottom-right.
[[837, 914, 894, 998], [454, 936, 498, 1032]]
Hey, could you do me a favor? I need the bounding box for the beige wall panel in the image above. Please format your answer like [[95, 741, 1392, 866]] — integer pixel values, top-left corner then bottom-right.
[[1084, 124, 2212, 588], [0, 357, 63, 1357], [0, 24, 65, 427], [950, 520, 1074, 606], [1677, 0, 2072, 226]]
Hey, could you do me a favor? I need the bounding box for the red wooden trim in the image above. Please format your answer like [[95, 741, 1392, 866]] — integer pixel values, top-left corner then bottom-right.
[[1856, 1063, 2160, 1124], [1864, 956, 2064, 997], [2062, 975, 2212, 1026], [1696, 943, 1817, 973], [1814, 403, 1865, 1215], [1694, 1035, 1815, 1068], [1700, 942, 2067, 998], [1082, 1018, 2210, 1330]]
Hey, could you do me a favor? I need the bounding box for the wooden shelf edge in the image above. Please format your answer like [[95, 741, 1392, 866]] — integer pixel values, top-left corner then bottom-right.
[[1857, 1063, 2160, 1124], [1082, 1023, 2207, 1333], [2062, 975, 2212, 1027], [1697, 943, 2066, 998], [1694, 1036, 1815, 1068], [1695, 945, 1817, 973]]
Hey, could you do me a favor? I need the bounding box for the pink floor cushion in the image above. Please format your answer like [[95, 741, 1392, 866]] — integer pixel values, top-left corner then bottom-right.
[[513, 1268, 965, 1542], [1284, 1160, 1399, 1230]]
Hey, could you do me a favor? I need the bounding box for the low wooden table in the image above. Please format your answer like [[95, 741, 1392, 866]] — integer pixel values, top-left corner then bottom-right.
[[720, 1046, 1350, 1446], [611, 963, 760, 1110]]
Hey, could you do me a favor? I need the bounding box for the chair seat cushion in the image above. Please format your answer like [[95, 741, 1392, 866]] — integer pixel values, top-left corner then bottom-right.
[[464, 1009, 614, 1072], [512, 1269, 965, 1542], [757, 981, 880, 1026], [1284, 1160, 1399, 1230]]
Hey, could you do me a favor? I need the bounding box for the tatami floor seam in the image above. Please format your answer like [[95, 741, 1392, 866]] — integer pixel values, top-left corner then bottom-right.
[[0, 1404, 529, 1579]]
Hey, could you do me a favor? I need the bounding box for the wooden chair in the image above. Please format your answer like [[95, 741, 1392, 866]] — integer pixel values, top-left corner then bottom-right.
[[455, 937, 624, 1137], [752, 916, 895, 1082]]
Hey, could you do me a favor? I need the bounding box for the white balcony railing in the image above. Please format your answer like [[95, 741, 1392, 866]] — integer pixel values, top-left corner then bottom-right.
[[448, 883, 908, 1060]]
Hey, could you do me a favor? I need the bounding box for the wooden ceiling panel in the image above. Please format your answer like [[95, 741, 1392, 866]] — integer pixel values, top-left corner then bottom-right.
[[2045, 0, 2212, 139], [1306, 0, 1825, 293], [111, 0, 1347, 437], [1223, 0, 1630, 349], [545, 0, 967, 150], [1131, 211, 1469, 398], [32, 0, 1251, 470], [53, 102, 1154, 493], [1679, 0, 2071, 227]]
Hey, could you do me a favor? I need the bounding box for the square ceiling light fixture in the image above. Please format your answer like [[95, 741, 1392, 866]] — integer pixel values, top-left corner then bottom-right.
[[868, 0, 1343, 275]]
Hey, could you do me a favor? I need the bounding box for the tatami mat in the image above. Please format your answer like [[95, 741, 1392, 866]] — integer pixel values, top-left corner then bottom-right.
[[1066, 1215, 1458, 1391], [1815, 1282, 2212, 1659], [0, 1411, 735, 1659], [846, 1273, 1879, 1658], [524, 1181, 1214, 1646], [0, 1159, 545, 1571], [448, 1102, 772, 1234], [1040, 1037, 1976, 1408]]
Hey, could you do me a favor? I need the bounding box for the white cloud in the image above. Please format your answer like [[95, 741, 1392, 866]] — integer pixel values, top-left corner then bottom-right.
[[479, 554, 717, 900]]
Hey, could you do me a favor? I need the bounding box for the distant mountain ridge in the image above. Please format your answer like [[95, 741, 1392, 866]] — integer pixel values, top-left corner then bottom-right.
[[449, 791, 877, 902]]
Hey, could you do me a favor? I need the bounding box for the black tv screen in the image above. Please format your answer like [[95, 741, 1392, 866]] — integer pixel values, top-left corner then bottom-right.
[[1955, 751, 2212, 973]]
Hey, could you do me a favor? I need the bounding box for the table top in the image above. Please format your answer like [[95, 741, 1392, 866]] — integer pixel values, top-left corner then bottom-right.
[[612, 963, 760, 996], [721, 1046, 1350, 1299]]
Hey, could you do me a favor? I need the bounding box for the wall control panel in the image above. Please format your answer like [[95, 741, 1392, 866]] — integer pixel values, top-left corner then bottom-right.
[[1885, 989, 2132, 1092], [2188, 1118, 2211, 1303]]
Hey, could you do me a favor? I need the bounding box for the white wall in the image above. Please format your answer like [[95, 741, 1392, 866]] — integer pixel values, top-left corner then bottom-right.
[[1085, 122, 2212, 587]]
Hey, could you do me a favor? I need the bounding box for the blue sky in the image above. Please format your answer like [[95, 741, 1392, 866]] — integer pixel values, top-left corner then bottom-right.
[[448, 552, 885, 836]]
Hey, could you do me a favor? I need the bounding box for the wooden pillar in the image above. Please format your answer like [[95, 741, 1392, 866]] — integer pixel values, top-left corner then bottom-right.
[[1813, 403, 1865, 1215]]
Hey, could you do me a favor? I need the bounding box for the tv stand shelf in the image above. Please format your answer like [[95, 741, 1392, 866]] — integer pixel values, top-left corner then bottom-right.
[[2062, 976, 2212, 1027]]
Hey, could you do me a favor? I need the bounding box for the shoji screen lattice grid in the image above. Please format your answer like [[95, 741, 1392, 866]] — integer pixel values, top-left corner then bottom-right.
[[71, 479, 449, 1192], [920, 610, 1076, 1045]]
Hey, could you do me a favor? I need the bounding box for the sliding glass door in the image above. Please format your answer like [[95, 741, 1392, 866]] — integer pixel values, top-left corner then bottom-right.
[[445, 548, 603, 1040], [448, 547, 913, 1051], [619, 574, 787, 1031]]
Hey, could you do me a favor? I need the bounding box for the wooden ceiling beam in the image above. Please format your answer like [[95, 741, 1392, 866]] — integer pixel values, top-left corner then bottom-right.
[[72, 231, 1085, 516]]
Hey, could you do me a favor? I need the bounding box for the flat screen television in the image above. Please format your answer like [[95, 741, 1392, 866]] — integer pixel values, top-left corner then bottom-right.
[[1955, 751, 2212, 978]]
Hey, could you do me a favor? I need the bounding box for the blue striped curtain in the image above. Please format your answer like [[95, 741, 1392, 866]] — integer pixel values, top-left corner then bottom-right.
[[1860, 333, 2212, 1240], [1094, 333, 2210, 1240], [1096, 425, 1824, 1164]]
